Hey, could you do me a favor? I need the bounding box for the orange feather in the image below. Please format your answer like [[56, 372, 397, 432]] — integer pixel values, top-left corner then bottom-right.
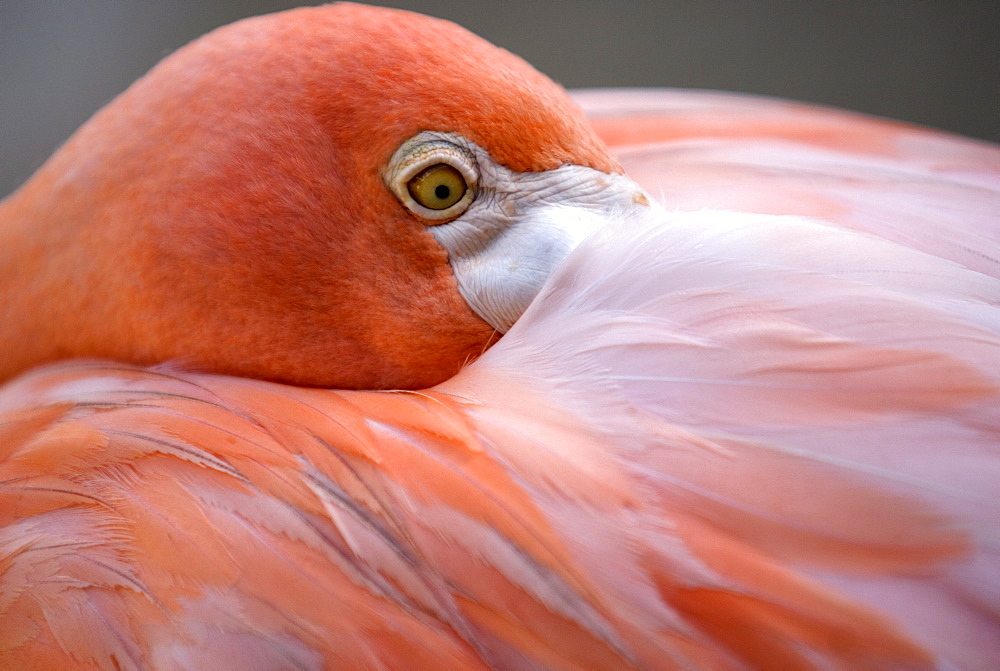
[[2, 4, 1000, 669]]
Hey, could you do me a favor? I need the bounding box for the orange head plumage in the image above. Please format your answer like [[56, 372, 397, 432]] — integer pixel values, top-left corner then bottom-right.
[[0, 3, 642, 389]]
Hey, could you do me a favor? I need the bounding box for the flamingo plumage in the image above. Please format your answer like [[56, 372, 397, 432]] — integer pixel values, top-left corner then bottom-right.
[[2, 4, 999, 670]]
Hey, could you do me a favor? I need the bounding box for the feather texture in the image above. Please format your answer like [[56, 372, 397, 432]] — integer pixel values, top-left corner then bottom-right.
[[3, 188, 998, 668], [575, 88, 1000, 281], [2, 10, 999, 667]]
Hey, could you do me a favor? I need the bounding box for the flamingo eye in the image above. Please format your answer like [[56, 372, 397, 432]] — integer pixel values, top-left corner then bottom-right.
[[407, 164, 467, 210], [385, 135, 479, 223]]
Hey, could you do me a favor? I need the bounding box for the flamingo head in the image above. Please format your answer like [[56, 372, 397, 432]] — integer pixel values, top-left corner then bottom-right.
[[0, 3, 649, 388]]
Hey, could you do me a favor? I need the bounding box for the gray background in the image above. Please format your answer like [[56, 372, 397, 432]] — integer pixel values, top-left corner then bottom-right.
[[2, 1, 998, 199]]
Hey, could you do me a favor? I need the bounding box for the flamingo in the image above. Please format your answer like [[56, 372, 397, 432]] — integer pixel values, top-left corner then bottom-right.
[[2, 4, 999, 669]]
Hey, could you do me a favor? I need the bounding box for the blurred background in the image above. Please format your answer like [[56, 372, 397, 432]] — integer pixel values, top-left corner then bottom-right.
[[2, 0, 997, 198]]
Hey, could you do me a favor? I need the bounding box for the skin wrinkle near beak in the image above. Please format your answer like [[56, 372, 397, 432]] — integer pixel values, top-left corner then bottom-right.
[[431, 166, 651, 332], [384, 131, 650, 334]]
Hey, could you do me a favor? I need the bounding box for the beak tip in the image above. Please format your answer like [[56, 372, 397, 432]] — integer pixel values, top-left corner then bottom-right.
[[633, 191, 651, 207]]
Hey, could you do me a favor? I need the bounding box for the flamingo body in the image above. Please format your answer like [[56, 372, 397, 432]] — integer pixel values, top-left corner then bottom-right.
[[2, 5, 1000, 670]]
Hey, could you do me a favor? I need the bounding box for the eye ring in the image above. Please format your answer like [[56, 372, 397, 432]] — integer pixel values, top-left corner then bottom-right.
[[385, 137, 479, 223]]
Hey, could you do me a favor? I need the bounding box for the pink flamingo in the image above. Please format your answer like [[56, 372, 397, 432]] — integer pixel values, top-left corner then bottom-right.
[[2, 5, 998, 668]]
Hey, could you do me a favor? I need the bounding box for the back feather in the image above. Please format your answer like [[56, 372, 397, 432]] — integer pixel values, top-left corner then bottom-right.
[[575, 88, 1000, 281]]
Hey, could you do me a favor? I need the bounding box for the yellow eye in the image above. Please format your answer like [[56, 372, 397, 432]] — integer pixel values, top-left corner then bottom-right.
[[407, 163, 467, 211]]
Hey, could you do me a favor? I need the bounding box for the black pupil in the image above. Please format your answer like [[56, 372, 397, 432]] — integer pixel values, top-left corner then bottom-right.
[[435, 184, 451, 200]]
